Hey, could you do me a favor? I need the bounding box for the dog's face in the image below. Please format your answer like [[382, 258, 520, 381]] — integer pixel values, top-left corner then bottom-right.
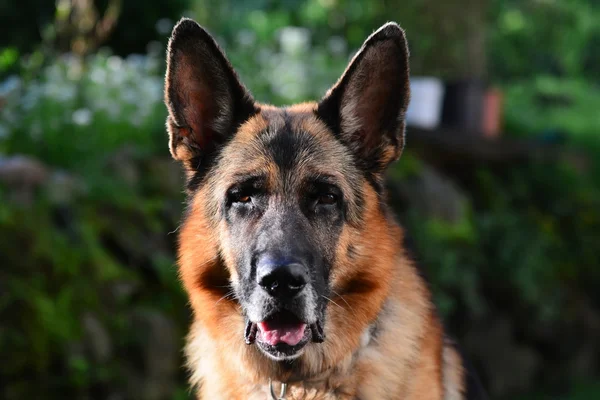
[[217, 117, 356, 360], [165, 19, 410, 362]]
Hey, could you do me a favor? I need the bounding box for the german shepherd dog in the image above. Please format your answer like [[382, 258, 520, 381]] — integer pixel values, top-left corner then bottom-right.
[[164, 18, 487, 399]]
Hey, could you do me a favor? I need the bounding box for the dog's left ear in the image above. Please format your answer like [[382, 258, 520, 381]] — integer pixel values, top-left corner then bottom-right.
[[317, 22, 410, 174]]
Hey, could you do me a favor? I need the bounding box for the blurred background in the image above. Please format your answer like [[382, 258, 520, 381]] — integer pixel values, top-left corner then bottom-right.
[[1, 0, 599, 399]]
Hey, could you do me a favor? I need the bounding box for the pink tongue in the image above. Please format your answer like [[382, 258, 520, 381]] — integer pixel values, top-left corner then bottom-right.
[[257, 321, 307, 346]]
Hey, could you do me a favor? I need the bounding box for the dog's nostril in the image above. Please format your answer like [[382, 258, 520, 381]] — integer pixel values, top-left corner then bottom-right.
[[260, 277, 280, 293], [256, 261, 308, 297]]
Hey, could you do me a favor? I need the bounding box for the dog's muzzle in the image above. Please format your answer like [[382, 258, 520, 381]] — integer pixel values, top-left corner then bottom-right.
[[243, 257, 325, 358]]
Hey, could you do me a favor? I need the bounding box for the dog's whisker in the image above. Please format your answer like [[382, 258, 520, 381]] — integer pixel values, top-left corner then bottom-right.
[[193, 254, 219, 269], [168, 223, 182, 235], [331, 289, 352, 309], [214, 290, 235, 306], [331, 289, 359, 319], [322, 295, 343, 310]]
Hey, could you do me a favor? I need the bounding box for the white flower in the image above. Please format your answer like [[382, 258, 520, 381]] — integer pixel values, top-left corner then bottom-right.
[[141, 78, 162, 102], [72, 108, 92, 126], [21, 83, 42, 111], [122, 88, 138, 105], [90, 67, 107, 84], [279, 27, 310, 55], [0, 75, 22, 96], [45, 64, 63, 82], [44, 82, 76, 103], [107, 56, 123, 72], [269, 57, 308, 101], [126, 54, 146, 70]]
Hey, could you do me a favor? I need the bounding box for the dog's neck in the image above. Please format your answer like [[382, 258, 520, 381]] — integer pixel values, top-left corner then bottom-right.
[[278, 321, 376, 379], [255, 297, 388, 398], [186, 312, 383, 398]]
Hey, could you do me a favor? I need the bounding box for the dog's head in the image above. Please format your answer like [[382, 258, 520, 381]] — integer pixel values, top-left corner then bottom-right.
[[165, 19, 410, 363]]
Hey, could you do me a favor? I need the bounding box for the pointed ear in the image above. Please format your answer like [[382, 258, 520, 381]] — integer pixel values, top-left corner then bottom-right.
[[164, 18, 257, 166], [317, 22, 410, 174]]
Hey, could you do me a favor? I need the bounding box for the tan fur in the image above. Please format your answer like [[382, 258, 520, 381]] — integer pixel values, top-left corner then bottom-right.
[[442, 340, 466, 400], [176, 105, 467, 399], [167, 19, 474, 400]]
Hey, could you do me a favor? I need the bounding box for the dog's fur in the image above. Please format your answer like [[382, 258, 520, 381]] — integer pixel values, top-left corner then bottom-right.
[[164, 18, 487, 399]]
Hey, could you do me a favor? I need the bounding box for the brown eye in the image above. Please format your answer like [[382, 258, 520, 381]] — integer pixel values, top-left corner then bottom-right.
[[236, 195, 251, 203], [317, 193, 337, 205]]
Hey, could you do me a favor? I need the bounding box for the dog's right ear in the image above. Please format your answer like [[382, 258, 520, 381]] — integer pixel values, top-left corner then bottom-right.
[[165, 18, 257, 167]]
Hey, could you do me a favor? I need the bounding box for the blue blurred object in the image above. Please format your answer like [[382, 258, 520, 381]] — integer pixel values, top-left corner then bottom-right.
[[538, 128, 567, 144]]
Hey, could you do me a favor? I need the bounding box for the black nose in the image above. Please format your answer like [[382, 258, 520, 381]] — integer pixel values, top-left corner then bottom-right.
[[256, 258, 308, 298]]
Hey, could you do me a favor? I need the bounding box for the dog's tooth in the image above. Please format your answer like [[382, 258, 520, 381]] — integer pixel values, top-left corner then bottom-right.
[[245, 322, 258, 344]]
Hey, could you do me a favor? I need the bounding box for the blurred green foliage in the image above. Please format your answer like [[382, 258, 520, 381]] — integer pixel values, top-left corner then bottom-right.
[[0, 186, 189, 398], [489, 0, 600, 80], [504, 76, 600, 140], [401, 160, 600, 320], [0, 0, 188, 56], [1, 51, 166, 175], [1, 0, 600, 399]]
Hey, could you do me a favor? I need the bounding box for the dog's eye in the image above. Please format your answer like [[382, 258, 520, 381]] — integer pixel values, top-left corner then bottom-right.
[[227, 177, 266, 207], [232, 193, 252, 204], [317, 193, 337, 205]]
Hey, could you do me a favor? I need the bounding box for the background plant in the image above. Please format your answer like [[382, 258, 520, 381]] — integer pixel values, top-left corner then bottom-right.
[[1, 1, 599, 399]]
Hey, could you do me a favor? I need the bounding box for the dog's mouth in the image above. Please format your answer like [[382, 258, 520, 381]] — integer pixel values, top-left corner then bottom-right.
[[245, 311, 325, 360]]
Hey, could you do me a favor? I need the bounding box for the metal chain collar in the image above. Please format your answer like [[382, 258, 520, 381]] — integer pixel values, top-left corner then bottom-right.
[[269, 379, 288, 400]]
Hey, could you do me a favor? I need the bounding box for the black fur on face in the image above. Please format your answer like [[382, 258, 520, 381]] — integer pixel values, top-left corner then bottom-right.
[[215, 113, 357, 359], [165, 18, 411, 360]]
